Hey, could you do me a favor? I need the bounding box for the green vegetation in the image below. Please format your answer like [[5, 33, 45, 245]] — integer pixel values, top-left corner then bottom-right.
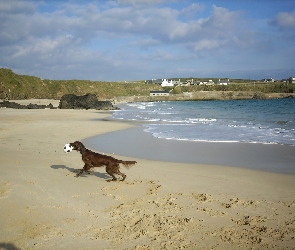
[[0, 68, 162, 100], [170, 82, 295, 94], [0, 68, 294, 100]]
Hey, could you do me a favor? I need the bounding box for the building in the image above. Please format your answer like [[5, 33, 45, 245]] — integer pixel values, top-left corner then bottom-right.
[[145, 79, 181, 86], [190, 79, 215, 85], [161, 79, 174, 87], [207, 79, 215, 85], [218, 79, 230, 85], [169, 79, 181, 86], [150, 90, 170, 96], [262, 78, 275, 82], [289, 77, 295, 84], [160, 79, 181, 87], [185, 79, 194, 85]]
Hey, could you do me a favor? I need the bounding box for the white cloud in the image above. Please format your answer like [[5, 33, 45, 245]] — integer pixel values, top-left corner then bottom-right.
[[270, 10, 295, 29], [0, 2, 247, 50], [191, 39, 221, 51], [117, 0, 172, 6], [137, 38, 161, 49], [180, 3, 204, 18], [0, 1, 294, 81], [201, 5, 243, 38], [0, 0, 36, 14]]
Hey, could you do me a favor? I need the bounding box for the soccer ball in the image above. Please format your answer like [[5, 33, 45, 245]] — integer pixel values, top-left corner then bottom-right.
[[63, 143, 73, 153]]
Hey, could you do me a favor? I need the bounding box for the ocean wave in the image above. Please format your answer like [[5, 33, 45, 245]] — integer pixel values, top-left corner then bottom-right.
[[113, 99, 295, 146]]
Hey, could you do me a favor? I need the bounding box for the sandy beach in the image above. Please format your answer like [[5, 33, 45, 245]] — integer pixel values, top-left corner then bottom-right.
[[1, 99, 295, 250]]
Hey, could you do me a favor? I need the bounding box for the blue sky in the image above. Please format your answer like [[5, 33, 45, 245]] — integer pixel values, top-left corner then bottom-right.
[[0, 0, 294, 81]]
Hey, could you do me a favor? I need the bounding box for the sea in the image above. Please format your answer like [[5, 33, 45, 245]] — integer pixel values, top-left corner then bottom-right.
[[111, 98, 295, 146]]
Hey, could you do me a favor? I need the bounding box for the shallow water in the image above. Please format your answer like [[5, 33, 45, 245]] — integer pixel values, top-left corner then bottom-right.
[[112, 99, 295, 146], [85, 126, 295, 174]]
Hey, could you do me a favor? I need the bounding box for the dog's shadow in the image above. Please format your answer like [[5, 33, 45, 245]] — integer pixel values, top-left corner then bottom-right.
[[50, 165, 110, 180]]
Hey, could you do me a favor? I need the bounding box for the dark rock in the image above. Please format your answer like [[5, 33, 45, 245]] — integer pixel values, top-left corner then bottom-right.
[[252, 92, 266, 100], [0, 101, 55, 109], [58, 93, 116, 110], [0, 101, 22, 109]]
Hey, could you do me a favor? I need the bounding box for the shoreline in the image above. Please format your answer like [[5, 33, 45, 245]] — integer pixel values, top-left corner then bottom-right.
[[85, 121, 295, 175], [1, 101, 295, 249]]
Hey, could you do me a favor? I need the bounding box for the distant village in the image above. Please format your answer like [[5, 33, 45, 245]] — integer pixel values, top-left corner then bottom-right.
[[145, 77, 295, 87], [145, 78, 229, 87], [145, 77, 295, 96]]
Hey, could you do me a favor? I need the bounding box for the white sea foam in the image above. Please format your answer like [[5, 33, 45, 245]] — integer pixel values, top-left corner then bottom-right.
[[113, 99, 295, 146]]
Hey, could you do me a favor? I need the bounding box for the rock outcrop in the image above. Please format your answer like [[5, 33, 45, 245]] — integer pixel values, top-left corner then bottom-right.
[[0, 101, 55, 109], [58, 93, 116, 110]]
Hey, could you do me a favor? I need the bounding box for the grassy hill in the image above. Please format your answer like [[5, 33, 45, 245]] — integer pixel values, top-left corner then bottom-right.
[[0, 68, 162, 100], [0, 68, 294, 100]]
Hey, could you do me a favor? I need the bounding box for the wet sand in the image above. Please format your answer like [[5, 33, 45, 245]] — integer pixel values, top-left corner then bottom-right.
[[85, 126, 295, 174]]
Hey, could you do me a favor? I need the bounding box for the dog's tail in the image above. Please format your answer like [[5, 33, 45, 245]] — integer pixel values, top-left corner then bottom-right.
[[118, 160, 137, 169]]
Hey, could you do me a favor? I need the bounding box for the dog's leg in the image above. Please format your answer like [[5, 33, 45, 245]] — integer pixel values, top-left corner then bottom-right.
[[76, 164, 88, 177], [86, 170, 93, 175], [76, 169, 84, 177], [85, 165, 93, 175], [112, 164, 126, 181], [119, 171, 126, 181], [106, 164, 118, 182], [116, 168, 126, 181]]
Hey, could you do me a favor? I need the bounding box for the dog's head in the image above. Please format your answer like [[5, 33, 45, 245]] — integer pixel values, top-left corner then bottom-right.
[[69, 141, 86, 152]]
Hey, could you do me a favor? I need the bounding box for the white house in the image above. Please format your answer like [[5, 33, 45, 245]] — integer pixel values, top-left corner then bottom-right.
[[194, 79, 215, 85], [161, 79, 174, 87], [262, 78, 274, 82], [146, 78, 181, 86]]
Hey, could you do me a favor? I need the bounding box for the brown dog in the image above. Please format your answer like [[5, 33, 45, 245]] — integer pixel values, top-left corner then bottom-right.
[[69, 141, 137, 181]]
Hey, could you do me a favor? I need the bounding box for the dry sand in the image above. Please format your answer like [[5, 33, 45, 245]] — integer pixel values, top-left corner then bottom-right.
[[1, 99, 295, 250]]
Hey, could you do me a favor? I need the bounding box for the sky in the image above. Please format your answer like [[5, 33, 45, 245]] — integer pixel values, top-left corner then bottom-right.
[[0, 0, 295, 81]]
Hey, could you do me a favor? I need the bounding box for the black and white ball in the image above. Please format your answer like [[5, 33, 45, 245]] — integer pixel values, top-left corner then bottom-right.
[[63, 143, 73, 153]]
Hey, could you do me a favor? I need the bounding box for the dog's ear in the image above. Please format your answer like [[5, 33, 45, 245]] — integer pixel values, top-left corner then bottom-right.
[[74, 141, 84, 150], [69, 142, 79, 150]]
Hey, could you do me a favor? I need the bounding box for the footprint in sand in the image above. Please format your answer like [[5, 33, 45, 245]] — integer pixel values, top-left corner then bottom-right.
[[192, 193, 212, 202], [146, 180, 161, 195], [221, 197, 259, 208]]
